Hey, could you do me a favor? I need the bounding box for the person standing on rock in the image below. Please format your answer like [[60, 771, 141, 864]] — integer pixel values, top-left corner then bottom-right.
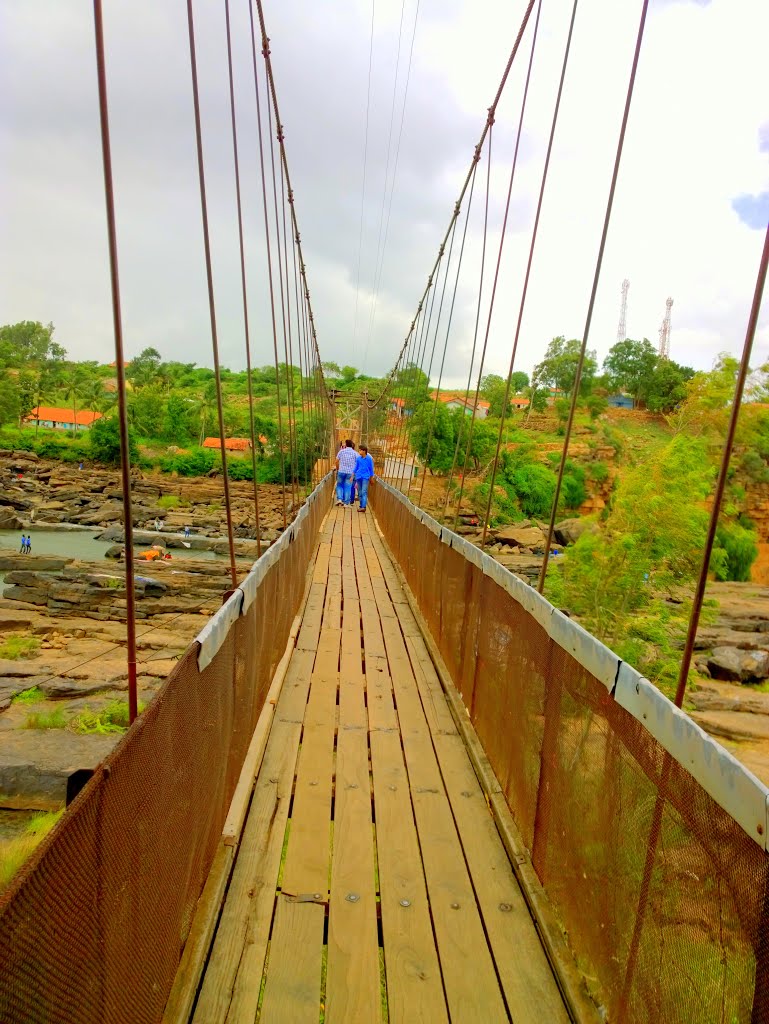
[[184, 525, 191, 539]]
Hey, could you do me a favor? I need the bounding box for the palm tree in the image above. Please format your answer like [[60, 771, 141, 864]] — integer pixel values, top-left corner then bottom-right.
[[62, 367, 88, 433]]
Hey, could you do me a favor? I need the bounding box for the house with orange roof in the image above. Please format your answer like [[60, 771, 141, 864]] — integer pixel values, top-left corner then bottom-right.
[[202, 436, 252, 454], [431, 393, 491, 419], [26, 406, 103, 431]]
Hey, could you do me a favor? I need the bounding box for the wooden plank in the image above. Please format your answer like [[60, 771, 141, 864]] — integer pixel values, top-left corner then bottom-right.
[[297, 581, 327, 650], [281, 630, 339, 897], [313, 540, 332, 582], [162, 843, 233, 1024], [371, 518, 602, 1024], [259, 899, 325, 1023], [193, 648, 315, 1023], [406, 635, 570, 1023], [326, 669, 382, 1023], [367, 552, 508, 1022]]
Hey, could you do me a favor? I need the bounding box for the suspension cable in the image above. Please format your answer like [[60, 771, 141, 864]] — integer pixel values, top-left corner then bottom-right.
[[92, 0, 139, 723], [417, 170, 478, 507], [481, 0, 579, 548], [367, 0, 535, 411], [223, 0, 262, 556], [185, 0, 238, 589], [451, 0, 544, 531], [442, 125, 493, 522], [353, 0, 376, 350], [247, 0, 288, 530], [538, 0, 651, 593], [363, 0, 422, 374]]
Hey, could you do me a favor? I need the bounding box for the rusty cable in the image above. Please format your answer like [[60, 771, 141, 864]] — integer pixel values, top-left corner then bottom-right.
[[224, 0, 262, 556], [185, 0, 238, 589], [452, 0, 543, 531], [481, 0, 579, 547], [92, 0, 139, 722], [442, 124, 493, 523], [367, 0, 535, 410], [538, 0, 651, 594]]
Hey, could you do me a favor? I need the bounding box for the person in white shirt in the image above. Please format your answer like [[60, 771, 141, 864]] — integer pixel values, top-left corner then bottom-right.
[[335, 439, 358, 506]]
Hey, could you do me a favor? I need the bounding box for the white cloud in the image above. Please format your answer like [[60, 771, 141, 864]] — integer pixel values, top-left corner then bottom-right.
[[1, 0, 766, 383]]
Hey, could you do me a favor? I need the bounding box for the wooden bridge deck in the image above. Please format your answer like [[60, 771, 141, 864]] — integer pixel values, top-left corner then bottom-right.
[[189, 507, 569, 1023]]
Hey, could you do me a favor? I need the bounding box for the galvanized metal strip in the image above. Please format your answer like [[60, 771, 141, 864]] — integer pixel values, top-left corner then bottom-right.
[[615, 672, 769, 849], [546, 609, 619, 692], [195, 587, 244, 672]]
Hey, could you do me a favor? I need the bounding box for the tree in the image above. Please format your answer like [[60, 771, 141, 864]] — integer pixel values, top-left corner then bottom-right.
[[409, 402, 455, 473], [163, 394, 194, 444], [586, 395, 608, 420], [511, 371, 529, 393], [340, 366, 359, 384], [127, 347, 163, 390], [0, 375, 20, 428], [88, 415, 138, 465], [321, 361, 342, 378], [128, 386, 165, 438], [451, 411, 496, 471], [531, 337, 597, 399], [62, 366, 89, 432], [602, 338, 657, 406], [645, 358, 694, 414], [0, 321, 59, 369], [480, 374, 511, 418]]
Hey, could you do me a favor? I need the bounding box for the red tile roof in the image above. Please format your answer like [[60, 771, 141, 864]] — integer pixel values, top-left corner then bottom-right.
[[28, 406, 103, 426], [202, 436, 252, 451]]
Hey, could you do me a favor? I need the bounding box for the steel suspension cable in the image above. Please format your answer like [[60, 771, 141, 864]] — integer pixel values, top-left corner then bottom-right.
[[406, 231, 455, 500], [223, 0, 262, 556], [367, 0, 535, 411], [362, 0, 421, 376], [394, 298, 428, 478], [267, 96, 295, 513], [291, 226, 309, 492], [92, 0, 139, 723], [279, 159, 300, 510], [481, 0, 579, 548], [353, 0, 376, 350], [451, 0, 544, 531], [442, 125, 494, 522], [185, 0, 238, 589], [538, 0, 651, 593], [417, 170, 478, 507], [247, 0, 288, 531]]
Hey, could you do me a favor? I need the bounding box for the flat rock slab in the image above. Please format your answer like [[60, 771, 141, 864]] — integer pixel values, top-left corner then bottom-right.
[[689, 680, 769, 716], [0, 729, 118, 809], [39, 677, 117, 700], [692, 709, 769, 744]]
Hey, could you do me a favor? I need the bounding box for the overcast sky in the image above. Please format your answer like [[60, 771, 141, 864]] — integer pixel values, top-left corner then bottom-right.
[[1, 0, 767, 388]]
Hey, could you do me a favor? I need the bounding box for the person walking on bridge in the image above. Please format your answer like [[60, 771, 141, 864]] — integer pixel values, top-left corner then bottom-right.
[[354, 446, 375, 513], [335, 439, 357, 506]]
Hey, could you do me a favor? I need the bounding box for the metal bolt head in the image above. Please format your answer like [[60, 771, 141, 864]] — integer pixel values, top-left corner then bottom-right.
[[399, 898, 411, 908], [498, 902, 512, 913], [450, 902, 460, 910], [346, 892, 360, 903], [314, 893, 322, 900]]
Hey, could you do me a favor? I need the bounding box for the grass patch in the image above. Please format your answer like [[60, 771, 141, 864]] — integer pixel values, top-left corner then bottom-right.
[[71, 699, 143, 735], [11, 686, 44, 705], [24, 709, 66, 730], [0, 634, 41, 660], [157, 494, 181, 510], [0, 811, 63, 892]]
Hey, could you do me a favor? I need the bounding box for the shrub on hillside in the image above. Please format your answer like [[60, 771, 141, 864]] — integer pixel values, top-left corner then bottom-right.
[[159, 448, 216, 476], [89, 416, 137, 465], [713, 522, 759, 582]]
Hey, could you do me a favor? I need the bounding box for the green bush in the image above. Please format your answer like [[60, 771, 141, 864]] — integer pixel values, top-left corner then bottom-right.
[[561, 472, 587, 510], [587, 461, 609, 483], [740, 448, 769, 483], [713, 523, 759, 582], [25, 709, 66, 730], [89, 416, 138, 465], [159, 448, 216, 477], [505, 461, 557, 520], [11, 686, 43, 705]]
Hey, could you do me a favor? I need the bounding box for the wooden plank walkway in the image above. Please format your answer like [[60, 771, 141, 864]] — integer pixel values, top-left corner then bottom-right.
[[190, 507, 569, 1024]]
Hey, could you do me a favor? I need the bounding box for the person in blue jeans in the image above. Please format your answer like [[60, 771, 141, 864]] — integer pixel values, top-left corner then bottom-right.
[[354, 445, 375, 512], [335, 439, 358, 506]]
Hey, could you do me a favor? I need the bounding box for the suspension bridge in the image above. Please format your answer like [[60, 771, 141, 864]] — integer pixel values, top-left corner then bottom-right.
[[1, 0, 768, 1022]]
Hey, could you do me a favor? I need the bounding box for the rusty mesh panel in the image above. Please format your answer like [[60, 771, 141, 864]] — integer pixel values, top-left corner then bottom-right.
[[0, 478, 332, 1024], [533, 644, 769, 1023], [371, 481, 769, 1022]]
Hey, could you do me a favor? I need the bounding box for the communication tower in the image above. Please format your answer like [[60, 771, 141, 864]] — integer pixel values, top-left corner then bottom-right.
[[617, 278, 629, 343], [658, 297, 673, 359]]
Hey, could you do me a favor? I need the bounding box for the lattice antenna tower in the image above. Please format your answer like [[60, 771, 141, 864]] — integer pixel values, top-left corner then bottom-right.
[[658, 296, 673, 359], [617, 278, 629, 343]]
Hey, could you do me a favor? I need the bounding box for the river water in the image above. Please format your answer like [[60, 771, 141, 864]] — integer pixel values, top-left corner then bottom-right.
[[0, 528, 225, 589]]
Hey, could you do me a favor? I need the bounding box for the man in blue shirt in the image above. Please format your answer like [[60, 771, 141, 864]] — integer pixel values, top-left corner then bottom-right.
[[354, 445, 375, 512], [335, 439, 358, 506]]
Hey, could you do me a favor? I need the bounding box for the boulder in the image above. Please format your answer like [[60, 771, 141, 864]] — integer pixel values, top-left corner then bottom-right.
[[39, 677, 113, 700], [0, 729, 118, 809], [707, 646, 769, 683], [554, 518, 591, 547], [0, 506, 23, 531], [74, 504, 124, 526], [495, 525, 546, 549], [104, 544, 125, 559]]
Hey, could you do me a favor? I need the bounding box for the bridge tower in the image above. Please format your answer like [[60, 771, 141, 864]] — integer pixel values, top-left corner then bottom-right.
[[617, 278, 629, 343], [658, 296, 673, 359]]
